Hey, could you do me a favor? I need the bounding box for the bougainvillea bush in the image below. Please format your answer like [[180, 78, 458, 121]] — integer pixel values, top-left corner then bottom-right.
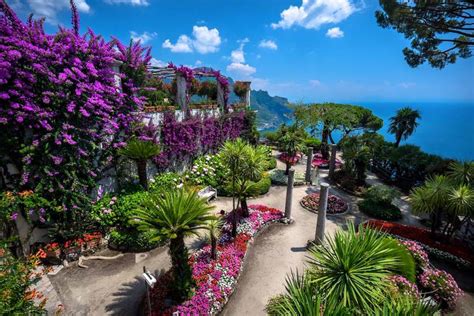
[[148, 204, 283, 315], [0, 1, 150, 240], [156, 111, 244, 170], [418, 268, 463, 310], [300, 192, 348, 214], [312, 152, 342, 169]]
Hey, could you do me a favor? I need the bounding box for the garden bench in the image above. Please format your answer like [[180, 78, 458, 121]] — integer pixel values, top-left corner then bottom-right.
[[198, 186, 217, 202]]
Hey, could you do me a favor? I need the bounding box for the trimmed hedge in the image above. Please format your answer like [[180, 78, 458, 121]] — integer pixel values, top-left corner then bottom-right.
[[358, 199, 402, 221], [266, 157, 277, 170], [109, 230, 162, 252]]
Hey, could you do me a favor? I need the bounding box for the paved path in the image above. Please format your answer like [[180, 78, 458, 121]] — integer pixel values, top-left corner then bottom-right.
[[41, 152, 471, 315]]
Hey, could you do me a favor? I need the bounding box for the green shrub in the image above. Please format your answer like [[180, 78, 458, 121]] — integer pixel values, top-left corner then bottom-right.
[[247, 174, 272, 196], [150, 172, 182, 193], [0, 242, 46, 314], [185, 154, 228, 188], [358, 199, 402, 220], [364, 185, 401, 204], [266, 157, 277, 170], [304, 137, 321, 150], [109, 230, 161, 252]]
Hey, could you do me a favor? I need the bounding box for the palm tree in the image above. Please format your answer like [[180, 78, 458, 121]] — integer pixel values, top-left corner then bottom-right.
[[388, 107, 421, 147], [279, 126, 306, 175], [119, 138, 160, 190], [307, 223, 415, 311], [220, 138, 248, 237], [130, 189, 216, 301], [410, 174, 474, 237]]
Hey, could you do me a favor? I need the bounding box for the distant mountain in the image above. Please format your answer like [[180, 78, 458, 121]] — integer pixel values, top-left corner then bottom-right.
[[250, 90, 291, 130]]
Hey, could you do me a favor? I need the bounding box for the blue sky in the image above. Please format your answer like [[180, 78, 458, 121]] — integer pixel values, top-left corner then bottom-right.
[[9, 0, 474, 103]]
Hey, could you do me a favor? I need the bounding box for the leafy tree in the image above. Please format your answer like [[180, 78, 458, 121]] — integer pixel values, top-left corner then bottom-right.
[[130, 189, 216, 301], [278, 125, 306, 175], [221, 139, 267, 224], [293, 103, 382, 159], [307, 223, 415, 312], [119, 139, 161, 190], [376, 0, 474, 69], [388, 107, 421, 147]]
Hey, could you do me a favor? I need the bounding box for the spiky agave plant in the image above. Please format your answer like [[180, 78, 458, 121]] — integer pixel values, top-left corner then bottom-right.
[[119, 138, 160, 190], [307, 223, 415, 313]]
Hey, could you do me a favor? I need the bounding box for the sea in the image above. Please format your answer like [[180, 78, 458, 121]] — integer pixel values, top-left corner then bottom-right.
[[261, 102, 474, 161]]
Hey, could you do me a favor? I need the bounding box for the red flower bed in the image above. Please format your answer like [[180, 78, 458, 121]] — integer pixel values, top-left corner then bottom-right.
[[311, 153, 342, 169], [366, 220, 474, 265], [278, 152, 302, 165]]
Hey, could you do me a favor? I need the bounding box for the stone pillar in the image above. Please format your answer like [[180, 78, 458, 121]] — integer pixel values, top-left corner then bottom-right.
[[315, 182, 330, 245], [217, 81, 226, 113], [285, 169, 295, 220], [176, 74, 189, 118], [329, 144, 337, 179], [241, 81, 251, 108], [305, 147, 314, 183]]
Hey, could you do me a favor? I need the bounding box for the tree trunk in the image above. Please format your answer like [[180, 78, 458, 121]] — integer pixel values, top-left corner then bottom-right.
[[395, 133, 402, 147], [321, 124, 330, 159], [169, 235, 192, 301], [241, 197, 249, 217], [231, 175, 237, 238], [136, 159, 148, 190], [210, 234, 217, 260], [285, 162, 291, 175]]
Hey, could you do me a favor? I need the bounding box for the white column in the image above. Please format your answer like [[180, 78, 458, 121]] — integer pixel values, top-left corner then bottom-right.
[[315, 182, 330, 245]]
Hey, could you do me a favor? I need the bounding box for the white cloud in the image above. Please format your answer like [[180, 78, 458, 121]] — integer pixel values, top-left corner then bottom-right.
[[162, 35, 193, 53], [259, 39, 278, 50], [326, 27, 344, 38], [105, 0, 150, 5], [309, 79, 321, 86], [149, 58, 167, 67], [130, 31, 157, 44], [226, 40, 256, 78], [192, 26, 221, 54], [27, 0, 90, 23], [398, 82, 416, 89], [271, 0, 358, 30], [162, 26, 221, 54], [226, 63, 256, 78]]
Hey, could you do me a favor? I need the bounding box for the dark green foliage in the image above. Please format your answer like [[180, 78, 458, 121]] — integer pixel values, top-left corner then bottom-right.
[[359, 185, 402, 220], [304, 137, 321, 150], [247, 174, 272, 196], [370, 140, 452, 191], [241, 109, 260, 145], [376, 0, 474, 69], [263, 130, 280, 145], [109, 229, 161, 252], [266, 157, 277, 170], [358, 199, 402, 220]]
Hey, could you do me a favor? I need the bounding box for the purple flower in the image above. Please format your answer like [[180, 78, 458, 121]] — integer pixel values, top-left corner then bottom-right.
[[10, 212, 18, 221]]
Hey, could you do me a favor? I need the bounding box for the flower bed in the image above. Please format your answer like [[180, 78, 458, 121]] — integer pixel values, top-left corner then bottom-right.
[[366, 220, 473, 268], [312, 153, 342, 169], [40, 232, 103, 263], [278, 152, 302, 165], [300, 192, 348, 214], [148, 204, 283, 315], [269, 169, 306, 186]]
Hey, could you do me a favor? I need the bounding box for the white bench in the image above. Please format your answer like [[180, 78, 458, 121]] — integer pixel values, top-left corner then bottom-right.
[[198, 186, 217, 202]]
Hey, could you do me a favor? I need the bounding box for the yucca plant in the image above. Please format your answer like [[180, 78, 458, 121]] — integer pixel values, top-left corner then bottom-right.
[[266, 271, 352, 316], [447, 161, 473, 186], [307, 223, 415, 312], [207, 217, 223, 260], [119, 138, 160, 190], [375, 295, 439, 316], [130, 189, 216, 301]]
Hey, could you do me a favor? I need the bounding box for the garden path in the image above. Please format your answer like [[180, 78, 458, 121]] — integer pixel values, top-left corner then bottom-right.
[[43, 152, 471, 315]]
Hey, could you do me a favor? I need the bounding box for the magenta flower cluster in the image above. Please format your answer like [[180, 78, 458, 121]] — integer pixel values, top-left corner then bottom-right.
[[0, 1, 149, 213], [400, 240, 429, 269], [173, 204, 283, 315], [418, 268, 463, 310], [388, 275, 420, 299], [155, 111, 244, 169]]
